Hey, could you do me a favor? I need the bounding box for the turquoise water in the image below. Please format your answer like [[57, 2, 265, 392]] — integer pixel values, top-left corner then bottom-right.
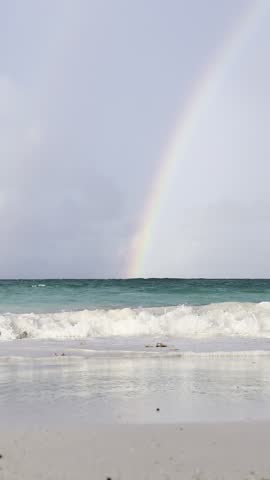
[[1, 278, 270, 313]]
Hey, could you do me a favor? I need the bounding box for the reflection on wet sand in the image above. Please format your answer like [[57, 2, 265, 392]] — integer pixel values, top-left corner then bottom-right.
[[1, 355, 270, 427]]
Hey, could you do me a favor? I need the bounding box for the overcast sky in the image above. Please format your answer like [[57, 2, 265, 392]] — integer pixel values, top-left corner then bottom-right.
[[1, 0, 270, 278]]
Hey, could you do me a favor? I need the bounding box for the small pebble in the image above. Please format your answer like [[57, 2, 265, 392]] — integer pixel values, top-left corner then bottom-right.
[[156, 408, 160, 412]]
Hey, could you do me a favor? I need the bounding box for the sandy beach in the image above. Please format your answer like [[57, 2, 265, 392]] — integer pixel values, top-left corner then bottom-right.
[[1, 422, 270, 479], [1, 346, 270, 479]]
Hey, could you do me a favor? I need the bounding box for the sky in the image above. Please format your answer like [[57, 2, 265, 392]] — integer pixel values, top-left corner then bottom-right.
[[0, 0, 270, 278]]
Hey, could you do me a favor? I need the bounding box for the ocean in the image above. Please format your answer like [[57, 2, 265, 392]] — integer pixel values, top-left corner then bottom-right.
[[1, 278, 270, 342]]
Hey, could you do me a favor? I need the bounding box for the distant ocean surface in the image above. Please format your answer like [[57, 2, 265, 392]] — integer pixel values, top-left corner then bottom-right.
[[1, 279, 270, 341]]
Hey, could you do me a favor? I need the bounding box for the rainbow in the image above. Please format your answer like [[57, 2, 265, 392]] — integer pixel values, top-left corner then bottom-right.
[[128, 0, 268, 278]]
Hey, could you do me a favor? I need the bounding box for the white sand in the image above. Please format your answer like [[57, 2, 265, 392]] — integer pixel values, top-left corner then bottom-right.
[[1, 422, 270, 479]]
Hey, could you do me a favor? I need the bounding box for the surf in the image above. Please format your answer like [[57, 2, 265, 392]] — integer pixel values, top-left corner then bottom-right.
[[1, 301, 270, 341]]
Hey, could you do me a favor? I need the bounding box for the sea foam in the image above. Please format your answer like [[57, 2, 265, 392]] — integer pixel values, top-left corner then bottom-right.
[[1, 302, 270, 341]]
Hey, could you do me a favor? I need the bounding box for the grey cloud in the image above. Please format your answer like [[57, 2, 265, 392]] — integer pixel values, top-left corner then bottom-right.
[[0, 0, 269, 278]]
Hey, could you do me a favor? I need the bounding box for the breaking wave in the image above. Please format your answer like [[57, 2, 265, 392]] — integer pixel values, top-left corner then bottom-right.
[[1, 302, 270, 341]]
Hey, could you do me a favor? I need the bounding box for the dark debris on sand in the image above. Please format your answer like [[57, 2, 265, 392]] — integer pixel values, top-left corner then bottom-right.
[[17, 331, 28, 339]]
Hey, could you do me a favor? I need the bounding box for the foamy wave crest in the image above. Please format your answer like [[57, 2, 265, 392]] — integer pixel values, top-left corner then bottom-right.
[[1, 302, 270, 340]]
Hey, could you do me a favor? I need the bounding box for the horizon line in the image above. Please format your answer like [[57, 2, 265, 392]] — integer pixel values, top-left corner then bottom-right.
[[1, 277, 270, 281]]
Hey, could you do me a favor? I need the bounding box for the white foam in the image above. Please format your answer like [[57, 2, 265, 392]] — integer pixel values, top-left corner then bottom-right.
[[1, 302, 270, 341]]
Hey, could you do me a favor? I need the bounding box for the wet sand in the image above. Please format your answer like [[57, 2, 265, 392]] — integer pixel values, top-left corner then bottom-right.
[[1, 422, 270, 479], [1, 344, 270, 479]]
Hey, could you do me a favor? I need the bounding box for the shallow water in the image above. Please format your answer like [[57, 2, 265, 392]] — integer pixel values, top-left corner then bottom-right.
[[2, 278, 270, 313], [2, 279, 270, 342]]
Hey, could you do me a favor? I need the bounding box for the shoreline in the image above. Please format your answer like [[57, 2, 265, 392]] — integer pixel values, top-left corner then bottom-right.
[[1, 336, 270, 359]]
